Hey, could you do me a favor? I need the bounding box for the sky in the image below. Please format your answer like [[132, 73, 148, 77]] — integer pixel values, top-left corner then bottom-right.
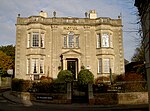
[[0, 0, 139, 61]]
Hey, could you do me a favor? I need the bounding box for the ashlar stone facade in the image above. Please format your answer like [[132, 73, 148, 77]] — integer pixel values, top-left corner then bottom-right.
[[15, 10, 124, 80]]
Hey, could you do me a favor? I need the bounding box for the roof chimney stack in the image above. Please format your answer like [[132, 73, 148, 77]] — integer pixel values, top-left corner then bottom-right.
[[89, 10, 97, 19], [39, 11, 48, 18]]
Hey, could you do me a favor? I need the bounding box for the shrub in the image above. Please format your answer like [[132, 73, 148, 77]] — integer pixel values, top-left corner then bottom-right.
[[57, 70, 74, 83], [123, 72, 144, 81], [95, 76, 110, 84], [115, 73, 147, 92], [32, 81, 66, 93], [32, 80, 52, 93], [12, 78, 31, 92], [115, 74, 125, 82], [40, 76, 47, 80], [40, 76, 53, 83], [78, 69, 94, 85]]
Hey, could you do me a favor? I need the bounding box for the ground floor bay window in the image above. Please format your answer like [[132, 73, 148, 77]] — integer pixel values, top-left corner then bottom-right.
[[98, 58, 114, 75], [27, 58, 44, 80]]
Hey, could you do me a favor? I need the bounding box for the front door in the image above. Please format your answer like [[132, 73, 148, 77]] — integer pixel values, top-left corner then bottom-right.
[[67, 59, 77, 79]]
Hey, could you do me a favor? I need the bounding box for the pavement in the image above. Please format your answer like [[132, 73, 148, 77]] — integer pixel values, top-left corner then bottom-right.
[[0, 88, 149, 110], [2, 90, 33, 106]]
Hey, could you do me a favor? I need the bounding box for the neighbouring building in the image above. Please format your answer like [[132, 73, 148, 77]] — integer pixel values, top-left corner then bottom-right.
[[15, 10, 124, 80]]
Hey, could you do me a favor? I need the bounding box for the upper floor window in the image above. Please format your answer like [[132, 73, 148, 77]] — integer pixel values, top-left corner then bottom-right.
[[27, 32, 45, 48], [97, 34, 101, 48], [41, 33, 45, 48], [32, 33, 39, 47], [102, 33, 109, 47], [96, 33, 113, 48], [64, 32, 79, 48]]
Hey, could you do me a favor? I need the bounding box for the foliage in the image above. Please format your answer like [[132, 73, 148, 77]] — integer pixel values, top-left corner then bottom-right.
[[131, 45, 146, 78], [32, 81, 66, 93], [40, 76, 53, 83], [32, 80, 52, 93], [131, 46, 144, 62], [57, 70, 74, 83], [78, 69, 94, 85], [0, 45, 15, 67], [0, 51, 13, 76], [12, 78, 31, 92], [12, 78, 67, 93], [124, 72, 145, 81], [115, 73, 147, 92], [95, 76, 110, 84], [81, 65, 85, 70]]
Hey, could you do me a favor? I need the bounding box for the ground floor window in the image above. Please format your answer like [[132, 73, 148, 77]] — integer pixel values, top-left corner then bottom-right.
[[27, 58, 44, 74], [98, 58, 111, 74]]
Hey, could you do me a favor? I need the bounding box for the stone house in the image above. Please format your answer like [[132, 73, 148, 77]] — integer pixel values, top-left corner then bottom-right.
[[15, 10, 124, 80]]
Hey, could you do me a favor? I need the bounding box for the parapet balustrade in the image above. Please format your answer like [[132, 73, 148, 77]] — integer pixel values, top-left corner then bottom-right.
[[17, 16, 121, 26]]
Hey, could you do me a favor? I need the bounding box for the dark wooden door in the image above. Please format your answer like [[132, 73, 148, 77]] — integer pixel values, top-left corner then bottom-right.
[[67, 61, 76, 79]]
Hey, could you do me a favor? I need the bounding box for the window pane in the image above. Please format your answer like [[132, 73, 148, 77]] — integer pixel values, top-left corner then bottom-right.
[[27, 33, 31, 48], [68, 33, 74, 48], [97, 34, 101, 48], [110, 34, 113, 48], [31, 58, 38, 74], [64, 36, 67, 48], [40, 59, 44, 73], [103, 59, 110, 73], [98, 58, 102, 74], [41, 33, 44, 48], [102, 34, 109, 47], [76, 36, 79, 48], [32, 33, 39, 47]]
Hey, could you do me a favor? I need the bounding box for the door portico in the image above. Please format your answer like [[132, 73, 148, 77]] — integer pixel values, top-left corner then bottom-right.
[[60, 49, 82, 79]]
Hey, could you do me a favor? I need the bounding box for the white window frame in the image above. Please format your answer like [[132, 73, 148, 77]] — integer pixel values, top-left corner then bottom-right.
[[103, 58, 110, 73], [32, 32, 39, 47], [27, 59, 30, 74], [27, 33, 31, 48], [102, 33, 109, 47], [68, 33, 74, 48], [31, 58, 39, 74], [98, 58, 111, 74], [98, 58, 102, 74], [64, 36, 67, 48], [27, 58, 44, 74], [76, 36, 79, 48], [97, 33, 101, 48], [40, 59, 44, 74], [27, 32, 45, 48], [110, 34, 113, 48], [41, 33, 45, 48], [63, 32, 79, 48]]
